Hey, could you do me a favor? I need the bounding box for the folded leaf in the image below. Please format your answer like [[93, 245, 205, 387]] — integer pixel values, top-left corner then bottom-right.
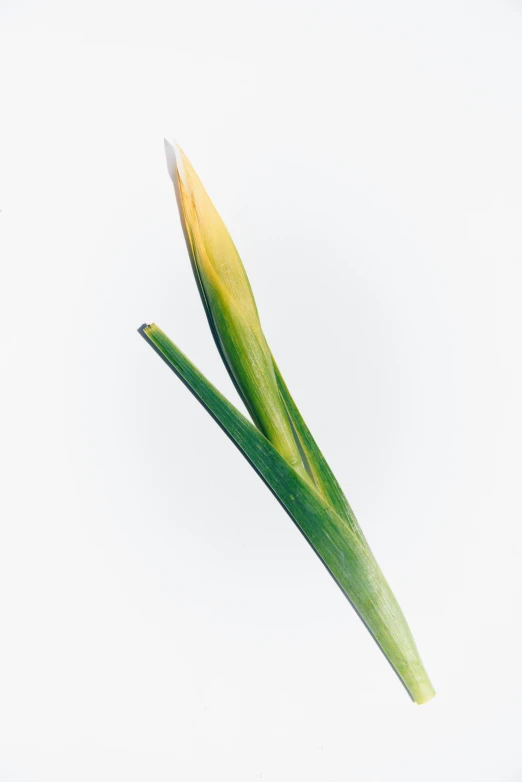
[[165, 140, 311, 484], [270, 354, 368, 546]]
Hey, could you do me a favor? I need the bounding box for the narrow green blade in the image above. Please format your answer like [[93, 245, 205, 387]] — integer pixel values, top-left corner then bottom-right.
[[139, 322, 435, 704]]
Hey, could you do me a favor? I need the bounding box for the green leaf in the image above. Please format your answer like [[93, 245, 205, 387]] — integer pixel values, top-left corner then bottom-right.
[[139, 322, 435, 704]]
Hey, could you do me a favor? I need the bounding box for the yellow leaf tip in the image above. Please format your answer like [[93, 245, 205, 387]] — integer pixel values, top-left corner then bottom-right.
[[164, 138, 178, 183], [164, 138, 190, 189]]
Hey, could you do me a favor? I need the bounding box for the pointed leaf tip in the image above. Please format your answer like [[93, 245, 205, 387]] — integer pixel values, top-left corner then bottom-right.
[[164, 138, 178, 183]]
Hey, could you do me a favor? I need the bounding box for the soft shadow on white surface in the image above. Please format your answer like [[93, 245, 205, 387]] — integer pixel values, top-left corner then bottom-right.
[[0, 1, 521, 780]]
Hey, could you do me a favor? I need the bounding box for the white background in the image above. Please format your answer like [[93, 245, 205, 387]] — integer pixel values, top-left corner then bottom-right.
[[1, 1, 521, 780]]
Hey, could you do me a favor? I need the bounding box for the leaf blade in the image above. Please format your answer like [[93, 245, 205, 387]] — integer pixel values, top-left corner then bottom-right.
[[139, 322, 435, 704]]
